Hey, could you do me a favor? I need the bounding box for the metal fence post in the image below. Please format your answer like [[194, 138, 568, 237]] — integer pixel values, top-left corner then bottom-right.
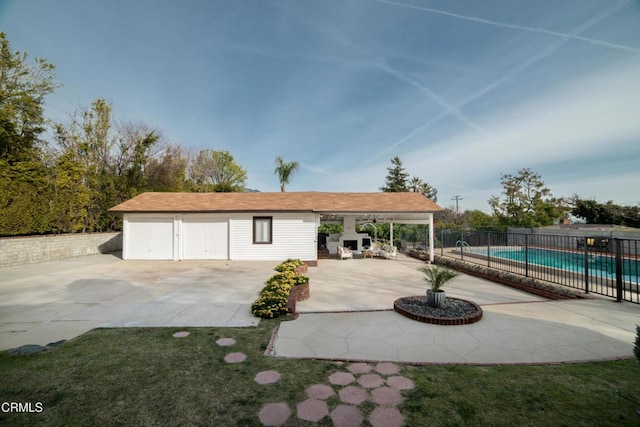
[[524, 234, 529, 277], [584, 239, 589, 294], [487, 231, 491, 268], [460, 230, 464, 261], [615, 238, 623, 302]]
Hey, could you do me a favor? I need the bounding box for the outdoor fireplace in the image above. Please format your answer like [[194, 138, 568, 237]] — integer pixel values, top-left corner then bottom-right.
[[343, 240, 358, 251]]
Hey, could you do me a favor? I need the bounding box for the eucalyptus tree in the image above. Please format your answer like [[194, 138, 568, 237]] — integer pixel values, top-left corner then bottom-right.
[[274, 156, 300, 192]]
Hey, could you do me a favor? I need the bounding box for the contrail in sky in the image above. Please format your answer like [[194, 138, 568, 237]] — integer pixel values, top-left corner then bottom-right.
[[376, 0, 640, 54], [368, 0, 634, 163]]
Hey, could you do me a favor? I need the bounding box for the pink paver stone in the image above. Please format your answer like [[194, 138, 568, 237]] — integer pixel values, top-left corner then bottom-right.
[[216, 338, 236, 346], [224, 352, 247, 363], [369, 406, 404, 427], [371, 387, 403, 406], [306, 384, 335, 400], [328, 372, 355, 386], [374, 362, 399, 376], [347, 362, 372, 374], [330, 405, 364, 427], [255, 370, 281, 385], [172, 331, 190, 338], [338, 385, 368, 405], [259, 402, 291, 426], [387, 375, 415, 390], [296, 399, 329, 422], [357, 373, 384, 389]]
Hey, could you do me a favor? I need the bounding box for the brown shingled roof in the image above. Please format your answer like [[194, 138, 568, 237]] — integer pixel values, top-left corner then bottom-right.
[[109, 192, 443, 213]]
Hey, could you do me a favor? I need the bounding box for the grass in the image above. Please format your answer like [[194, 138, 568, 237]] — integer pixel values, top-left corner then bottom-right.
[[1, 320, 639, 426]]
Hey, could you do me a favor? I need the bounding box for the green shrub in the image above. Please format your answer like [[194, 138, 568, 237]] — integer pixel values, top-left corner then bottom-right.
[[251, 259, 308, 319], [251, 291, 289, 319], [261, 280, 293, 296], [274, 259, 304, 272]]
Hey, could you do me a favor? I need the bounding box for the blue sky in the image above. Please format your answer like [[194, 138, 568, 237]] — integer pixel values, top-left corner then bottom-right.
[[1, 0, 639, 212]]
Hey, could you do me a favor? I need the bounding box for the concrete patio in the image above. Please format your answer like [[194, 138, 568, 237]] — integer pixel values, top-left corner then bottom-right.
[[1, 252, 638, 365]]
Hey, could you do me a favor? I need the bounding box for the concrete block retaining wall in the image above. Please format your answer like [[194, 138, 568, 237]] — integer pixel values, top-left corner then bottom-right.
[[0, 232, 122, 268]]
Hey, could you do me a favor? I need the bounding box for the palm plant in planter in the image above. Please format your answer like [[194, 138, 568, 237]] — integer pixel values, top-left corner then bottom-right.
[[418, 265, 459, 308]]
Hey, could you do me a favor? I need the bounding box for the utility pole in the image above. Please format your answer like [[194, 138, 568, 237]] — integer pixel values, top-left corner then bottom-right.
[[452, 195, 463, 215]]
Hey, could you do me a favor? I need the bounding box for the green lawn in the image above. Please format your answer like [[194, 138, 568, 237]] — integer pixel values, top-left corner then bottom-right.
[[1, 320, 639, 426]]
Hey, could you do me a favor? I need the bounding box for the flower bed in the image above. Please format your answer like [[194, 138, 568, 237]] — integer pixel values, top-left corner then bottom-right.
[[251, 259, 310, 318]]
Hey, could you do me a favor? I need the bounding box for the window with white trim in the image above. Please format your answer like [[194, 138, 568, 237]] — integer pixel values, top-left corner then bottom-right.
[[253, 216, 272, 244]]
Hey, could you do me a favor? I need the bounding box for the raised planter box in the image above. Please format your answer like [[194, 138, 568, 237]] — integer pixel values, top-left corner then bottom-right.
[[294, 282, 310, 301]]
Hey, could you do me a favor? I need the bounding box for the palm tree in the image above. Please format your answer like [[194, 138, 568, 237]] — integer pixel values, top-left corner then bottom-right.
[[409, 176, 423, 193], [274, 156, 300, 192]]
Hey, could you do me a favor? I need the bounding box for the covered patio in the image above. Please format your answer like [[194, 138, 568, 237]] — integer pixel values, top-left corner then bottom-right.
[[314, 192, 442, 263]]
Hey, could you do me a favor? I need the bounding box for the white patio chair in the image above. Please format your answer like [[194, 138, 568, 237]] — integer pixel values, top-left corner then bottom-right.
[[338, 245, 353, 260]]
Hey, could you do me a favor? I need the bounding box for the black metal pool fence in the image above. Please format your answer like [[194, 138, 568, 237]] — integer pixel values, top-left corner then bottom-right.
[[437, 229, 640, 304]]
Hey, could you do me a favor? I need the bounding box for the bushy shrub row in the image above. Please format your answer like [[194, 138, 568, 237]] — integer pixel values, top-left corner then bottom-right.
[[251, 259, 309, 319], [274, 258, 304, 272]]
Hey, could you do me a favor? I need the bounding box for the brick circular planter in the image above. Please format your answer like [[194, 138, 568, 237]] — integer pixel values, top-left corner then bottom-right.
[[393, 296, 483, 325]]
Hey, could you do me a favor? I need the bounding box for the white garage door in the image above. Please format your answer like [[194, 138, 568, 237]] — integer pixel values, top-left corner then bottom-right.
[[182, 216, 228, 259], [126, 216, 174, 260]]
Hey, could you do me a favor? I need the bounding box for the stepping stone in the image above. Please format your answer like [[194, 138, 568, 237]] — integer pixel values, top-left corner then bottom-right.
[[330, 405, 364, 427], [224, 352, 247, 363], [374, 362, 399, 376], [259, 402, 291, 426], [296, 399, 329, 422], [357, 373, 384, 389], [172, 331, 190, 338], [216, 337, 236, 346], [347, 362, 372, 374], [371, 387, 402, 406], [328, 372, 355, 386], [255, 370, 281, 385], [387, 375, 415, 390], [338, 385, 368, 405], [306, 384, 335, 400], [369, 406, 404, 427]]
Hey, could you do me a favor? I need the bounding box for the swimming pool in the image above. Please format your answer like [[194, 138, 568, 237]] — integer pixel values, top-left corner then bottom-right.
[[466, 247, 640, 283]]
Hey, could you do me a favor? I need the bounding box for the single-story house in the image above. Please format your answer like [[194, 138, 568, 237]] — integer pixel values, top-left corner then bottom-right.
[[109, 192, 443, 263]]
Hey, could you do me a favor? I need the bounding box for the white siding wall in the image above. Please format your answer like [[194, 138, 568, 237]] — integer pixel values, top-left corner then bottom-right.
[[229, 212, 317, 261]]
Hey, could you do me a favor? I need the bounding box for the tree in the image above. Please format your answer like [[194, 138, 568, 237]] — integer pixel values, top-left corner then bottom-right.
[[189, 149, 246, 192], [409, 176, 438, 202], [488, 168, 566, 227], [146, 144, 187, 192], [274, 156, 299, 192], [571, 197, 640, 228], [381, 156, 409, 192], [0, 32, 59, 162]]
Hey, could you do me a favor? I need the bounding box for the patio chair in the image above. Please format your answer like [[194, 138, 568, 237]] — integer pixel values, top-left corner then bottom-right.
[[338, 245, 353, 260], [379, 245, 397, 260]]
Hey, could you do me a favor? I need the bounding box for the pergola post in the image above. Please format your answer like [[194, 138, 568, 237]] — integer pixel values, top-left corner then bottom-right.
[[390, 222, 394, 246]]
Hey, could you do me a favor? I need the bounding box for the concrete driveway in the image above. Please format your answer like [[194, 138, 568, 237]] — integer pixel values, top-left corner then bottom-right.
[[0, 254, 277, 351]]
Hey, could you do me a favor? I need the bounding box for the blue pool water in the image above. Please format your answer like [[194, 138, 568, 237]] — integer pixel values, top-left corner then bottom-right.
[[471, 247, 639, 283]]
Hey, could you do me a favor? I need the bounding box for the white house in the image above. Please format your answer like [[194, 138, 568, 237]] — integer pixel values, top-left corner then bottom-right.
[[109, 192, 443, 263]]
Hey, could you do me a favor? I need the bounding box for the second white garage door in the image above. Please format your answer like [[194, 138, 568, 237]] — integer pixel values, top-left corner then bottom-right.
[[182, 216, 228, 259]]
